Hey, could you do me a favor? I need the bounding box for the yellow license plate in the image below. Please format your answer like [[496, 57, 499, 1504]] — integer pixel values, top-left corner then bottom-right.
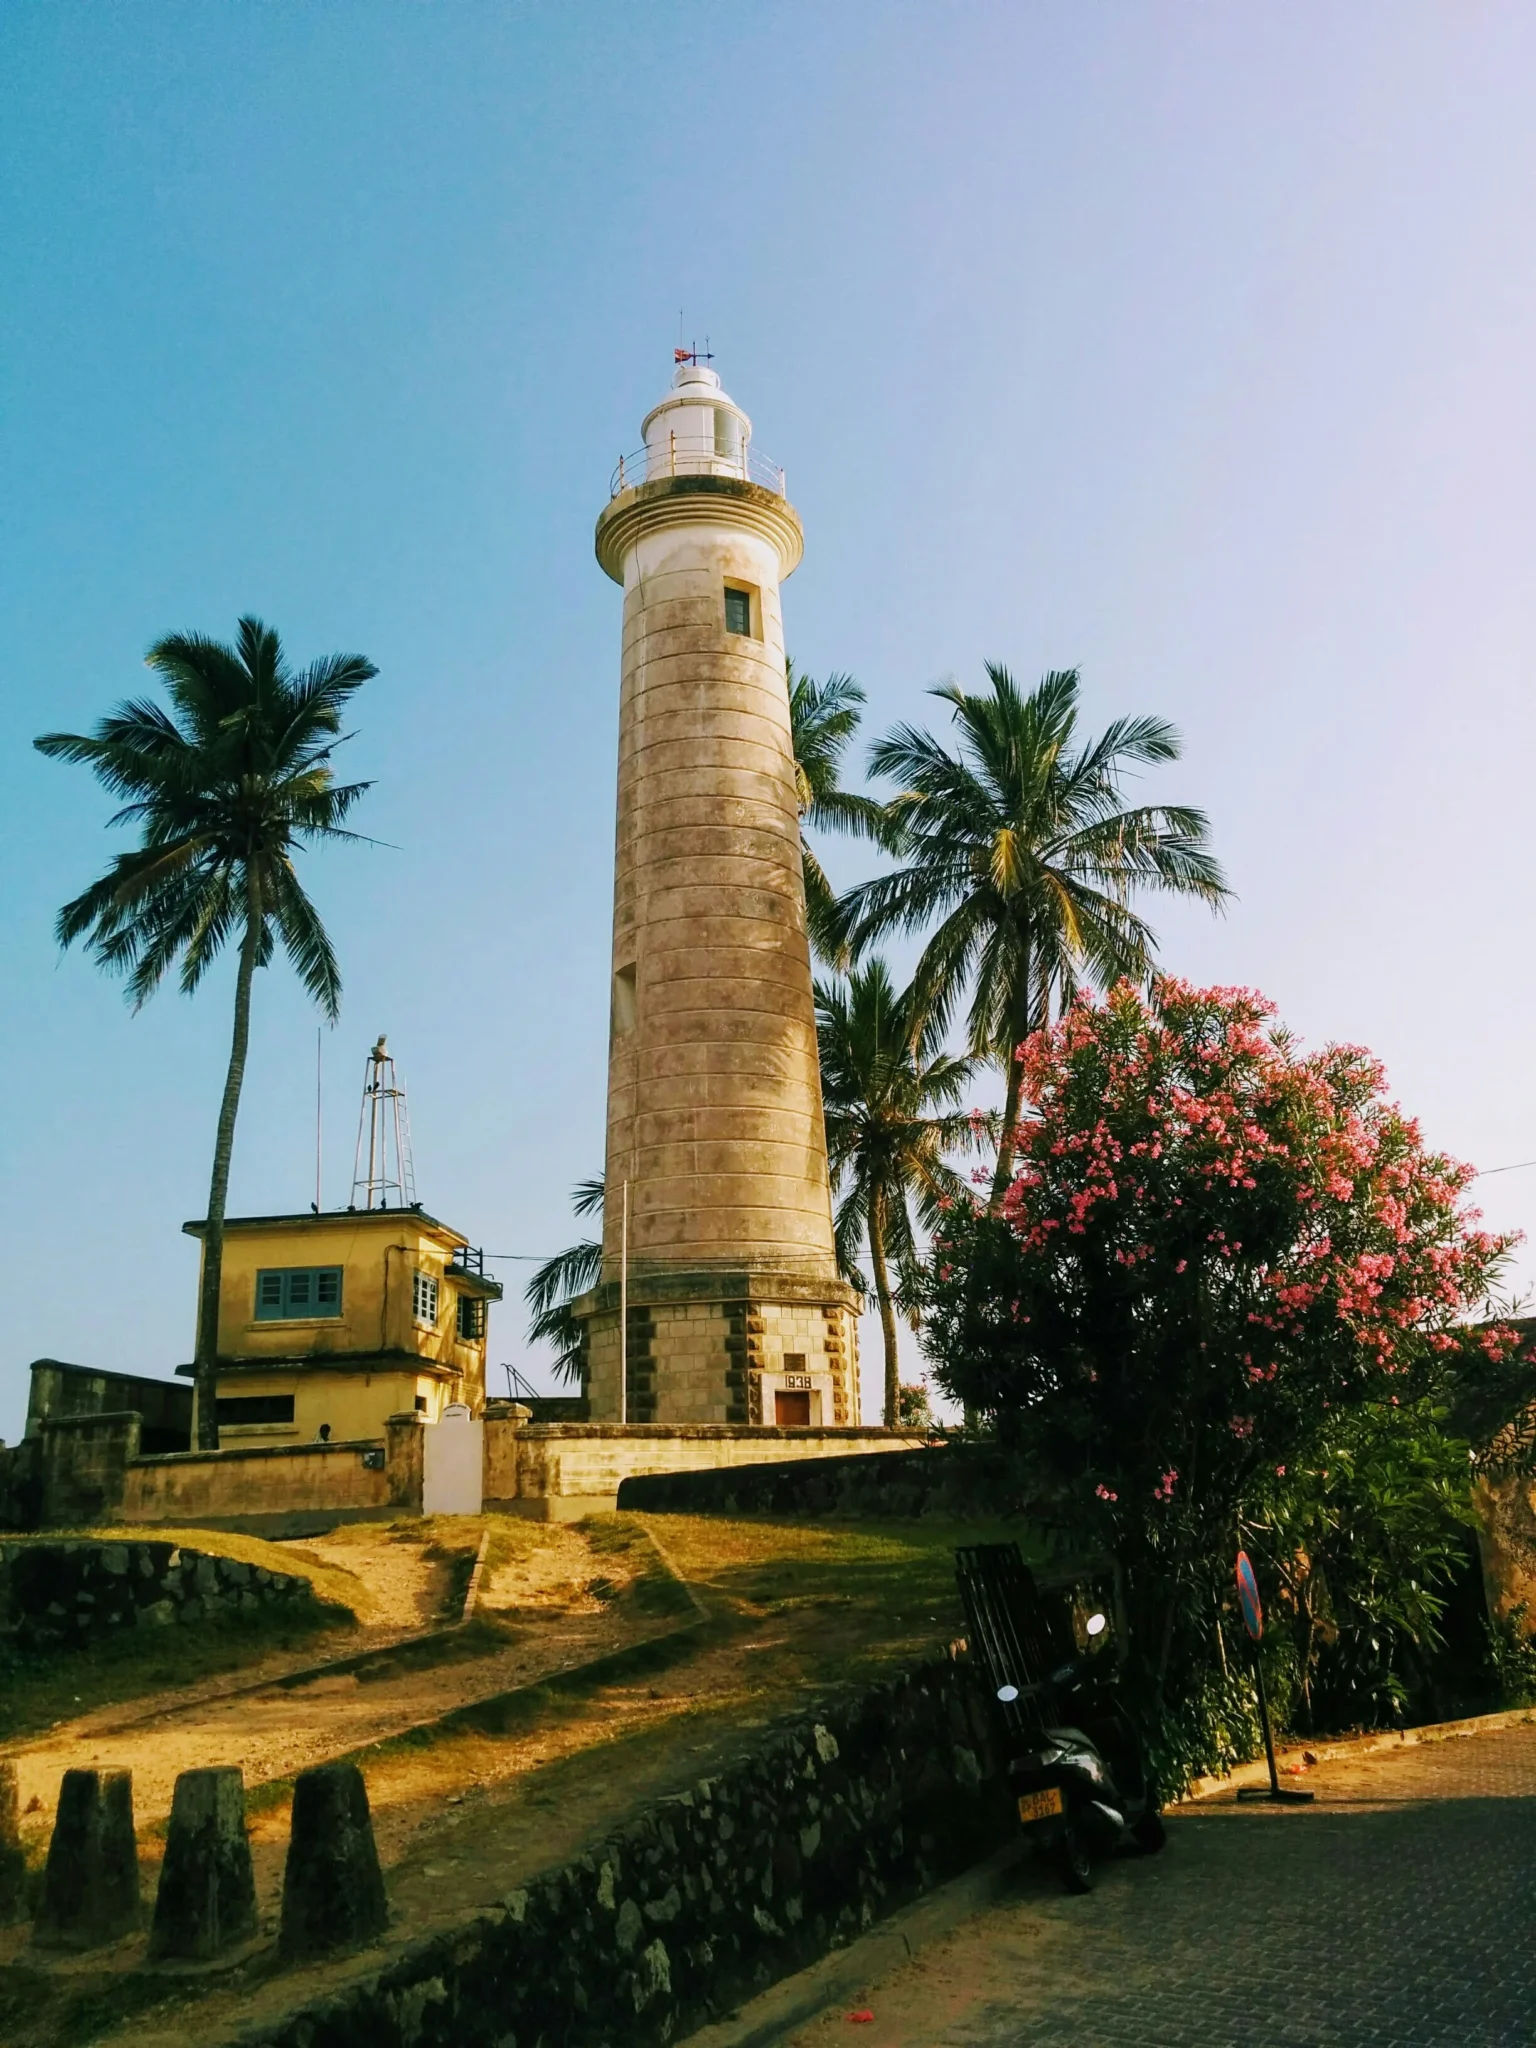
[[1018, 1785, 1064, 1824]]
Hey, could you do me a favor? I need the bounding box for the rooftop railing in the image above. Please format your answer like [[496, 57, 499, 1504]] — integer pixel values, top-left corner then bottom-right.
[[610, 434, 786, 499]]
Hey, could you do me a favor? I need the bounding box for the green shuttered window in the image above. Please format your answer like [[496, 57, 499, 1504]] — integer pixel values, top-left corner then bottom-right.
[[254, 1267, 343, 1320]]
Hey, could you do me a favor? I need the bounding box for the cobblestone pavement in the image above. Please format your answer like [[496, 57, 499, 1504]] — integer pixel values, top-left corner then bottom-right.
[[787, 1726, 1536, 2048]]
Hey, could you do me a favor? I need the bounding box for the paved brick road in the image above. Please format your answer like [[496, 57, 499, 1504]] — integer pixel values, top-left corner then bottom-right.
[[787, 1726, 1536, 2048]]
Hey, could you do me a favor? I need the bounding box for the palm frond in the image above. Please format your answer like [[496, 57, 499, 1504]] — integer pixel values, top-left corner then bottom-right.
[[524, 1175, 607, 1381], [265, 859, 344, 1019], [856, 661, 1226, 1071], [525, 1238, 603, 1320], [37, 615, 377, 1018]]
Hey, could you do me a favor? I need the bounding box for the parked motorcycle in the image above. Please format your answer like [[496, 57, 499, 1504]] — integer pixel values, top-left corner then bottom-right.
[[955, 1543, 1164, 1892]]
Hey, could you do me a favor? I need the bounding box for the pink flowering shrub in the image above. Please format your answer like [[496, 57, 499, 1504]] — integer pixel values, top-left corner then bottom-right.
[[924, 979, 1520, 1762]]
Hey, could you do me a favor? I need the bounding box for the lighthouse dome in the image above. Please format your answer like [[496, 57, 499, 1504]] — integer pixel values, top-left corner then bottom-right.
[[640, 359, 753, 481]]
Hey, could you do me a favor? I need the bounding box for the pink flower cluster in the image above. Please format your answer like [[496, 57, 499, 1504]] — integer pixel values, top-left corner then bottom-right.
[[990, 976, 1517, 1389]]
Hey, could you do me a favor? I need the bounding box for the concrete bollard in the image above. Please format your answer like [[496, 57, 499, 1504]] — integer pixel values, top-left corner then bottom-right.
[[278, 1763, 387, 1962], [0, 1761, 27, 1927], [33, 1768, 140, 1948], [149, 1767, 257, 1962]]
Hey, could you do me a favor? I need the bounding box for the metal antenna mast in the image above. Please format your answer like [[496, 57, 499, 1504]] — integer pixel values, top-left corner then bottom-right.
[[349, 1035, 417, 1209]]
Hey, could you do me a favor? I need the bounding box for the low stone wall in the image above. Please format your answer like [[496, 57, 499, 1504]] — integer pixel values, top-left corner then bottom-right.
[[0, 1437, 43, 1532], [483, 1415, 927, 1518], [120, 1440, 391, 1532], [26, 1358, 191, 1453], [0, 1539, 317, 1648], [616, 1442, 1024, 1519], [249, 1657, 1010, 2048], [34, 1413, 144, 1528], [9, 1408, 934, 1534]]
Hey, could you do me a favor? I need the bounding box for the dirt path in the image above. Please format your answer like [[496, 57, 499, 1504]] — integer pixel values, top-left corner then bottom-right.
[[287, 1526, 449, 1631], [0, 1510, 974, 2048], [1, 1519, 655, 1847], [24, 1615, 798, 2048]]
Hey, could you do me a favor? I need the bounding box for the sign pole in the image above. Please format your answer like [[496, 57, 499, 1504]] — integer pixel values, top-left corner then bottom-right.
[[619, 1179, 629, 1426], [1233, 1548, 1314, 1806]]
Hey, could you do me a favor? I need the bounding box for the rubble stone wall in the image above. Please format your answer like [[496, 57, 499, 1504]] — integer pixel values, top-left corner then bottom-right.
[[0, 1539, 317, 1648], [246, 1656, 1011, 2048]]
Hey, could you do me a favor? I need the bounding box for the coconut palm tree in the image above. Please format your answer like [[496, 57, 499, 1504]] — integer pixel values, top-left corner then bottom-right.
[[524, 1176, 605, 1382], [838, 665, 1228, 1205], [787, 663, 892, 963], [816, 959, 991, 1427], [35, 617, 376, 1448]]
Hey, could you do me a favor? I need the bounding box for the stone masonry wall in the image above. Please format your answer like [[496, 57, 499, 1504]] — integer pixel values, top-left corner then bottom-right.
[[248, 1657, 1011, 2048], [0, 1539, 317, 1649], [617, 1444, 1023, 1520], [121, 1440, 391, 1527], [483, 1419, 926, 1508]]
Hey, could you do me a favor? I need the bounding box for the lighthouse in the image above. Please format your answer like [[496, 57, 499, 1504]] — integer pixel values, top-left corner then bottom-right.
[[575, 357, 861, 1429]]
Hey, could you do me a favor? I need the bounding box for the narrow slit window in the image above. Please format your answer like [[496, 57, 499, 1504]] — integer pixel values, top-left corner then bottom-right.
[[724, 586, 752, 637], [613, 962, 637, 1033]]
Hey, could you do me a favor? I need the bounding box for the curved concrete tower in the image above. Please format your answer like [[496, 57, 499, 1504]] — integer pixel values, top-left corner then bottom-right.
[[576, 358, 861, 1428]]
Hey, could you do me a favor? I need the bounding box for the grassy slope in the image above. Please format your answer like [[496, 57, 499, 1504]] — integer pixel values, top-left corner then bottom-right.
[[0, 1526, 372, 1743], [0, 1510, 1043, 2048], [640, 1511, 1040, 1682]]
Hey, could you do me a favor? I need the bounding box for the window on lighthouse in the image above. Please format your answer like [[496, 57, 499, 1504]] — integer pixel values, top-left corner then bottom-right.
[[724, 587, 753, 637], [613, 962, 637, 1033]]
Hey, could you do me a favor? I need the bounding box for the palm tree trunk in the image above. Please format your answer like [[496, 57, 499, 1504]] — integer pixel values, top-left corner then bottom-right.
[[869, 1187, 901, 1429], [988, 950, 1034, 1209], [193, 869, 262, 1450], [989, 1042, 1028, 1209]]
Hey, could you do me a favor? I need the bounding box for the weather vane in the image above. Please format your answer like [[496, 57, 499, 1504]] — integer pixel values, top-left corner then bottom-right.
[[673, 318, 713, 368]]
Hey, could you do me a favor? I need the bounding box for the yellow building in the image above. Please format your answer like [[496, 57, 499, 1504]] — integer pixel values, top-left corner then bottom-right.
[[180, 1208, 503, 1446]]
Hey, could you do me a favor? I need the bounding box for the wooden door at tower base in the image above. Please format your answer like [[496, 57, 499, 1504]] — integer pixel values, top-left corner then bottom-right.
[[774, 1389, 811, 1426]]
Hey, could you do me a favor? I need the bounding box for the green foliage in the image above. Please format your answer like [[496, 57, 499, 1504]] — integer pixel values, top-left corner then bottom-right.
[[1248, 1399, 1477, 1729], [1135, 1646, 1266, 1798], [896, 1382, 935, 1429], [1486, 1604, 1536, 1708], [923, 978, 1524, 1778]]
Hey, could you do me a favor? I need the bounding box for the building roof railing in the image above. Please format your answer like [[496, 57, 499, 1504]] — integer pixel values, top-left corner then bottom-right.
[[610, 437, 786, 499]]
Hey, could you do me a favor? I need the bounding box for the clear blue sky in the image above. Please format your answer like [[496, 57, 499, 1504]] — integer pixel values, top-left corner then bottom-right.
[[5, 4, 1536, 1442]]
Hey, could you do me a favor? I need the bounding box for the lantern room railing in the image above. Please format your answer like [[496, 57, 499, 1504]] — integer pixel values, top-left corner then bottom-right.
[[610, 435, 787, 498]]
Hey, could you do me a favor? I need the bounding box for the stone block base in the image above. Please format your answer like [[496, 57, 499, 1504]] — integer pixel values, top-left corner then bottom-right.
[[572, 1268, 861, 1425]]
